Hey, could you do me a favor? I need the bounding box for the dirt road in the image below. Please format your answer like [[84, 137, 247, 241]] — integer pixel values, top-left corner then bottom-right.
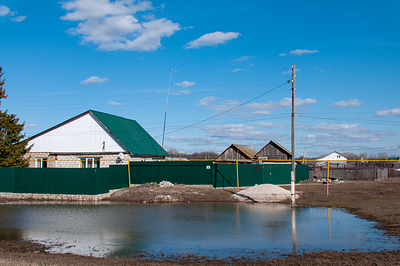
[[1, 178, 400, 265]]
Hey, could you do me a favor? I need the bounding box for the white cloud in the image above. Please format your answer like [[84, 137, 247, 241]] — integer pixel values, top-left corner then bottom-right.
[[167, 136, 190, 142], [174, 81, 195, 87], [107, 101, 123, 105], [231, 68, 244, 72], [202, 124, 284, 141], [201, 97, 316, 116], [171, 90, 190, 95], [80, 76, 109, 84], [279, 53, 287, 56], [246, 97, 317, 111], [60, 0, 181, 51], [289, 49, 319, 55], [223, 100, 241, 106], [11, 16, 26, 22], [0, 5, 25, 22], [198, 96, 216, 106], [307, 123, 367, 133], [253, 122, 285, 128], [203, 99, 242, 112], [374, 106, 400, 117], [334, 99, 363, 107], [168, 136, 215, 146], [282, 97, 317, 107], [185, 31, 241, 49], [0, 5, 10, 16], [233, 56, 249, 62], [25, 124, 37, 129], [61, 0, 152, 20], [251, 110, 272, 116], [298, 123, 390, 143]]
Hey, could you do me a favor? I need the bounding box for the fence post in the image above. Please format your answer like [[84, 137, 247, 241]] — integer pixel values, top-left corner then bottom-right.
[[327, 161, 330, 196], [127, 159, 131, 187], [236, 160, 239, 191]]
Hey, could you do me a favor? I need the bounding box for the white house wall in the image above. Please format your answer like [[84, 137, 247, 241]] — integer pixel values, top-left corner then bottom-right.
[[318, 152, 347, 162], [29, 113, 126, 153]]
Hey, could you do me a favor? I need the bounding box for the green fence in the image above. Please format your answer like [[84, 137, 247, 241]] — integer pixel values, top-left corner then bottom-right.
[[129, 161, 214, 185], [214, 163, 309, 188], [130, 161, 309, 188], [214, 164, 264, 187], [0, 161, 309, 195], [263, 164, 309, 185], [0, 165, 128, 195]]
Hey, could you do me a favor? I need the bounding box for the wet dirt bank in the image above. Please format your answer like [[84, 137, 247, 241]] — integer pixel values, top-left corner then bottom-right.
[[1, 178, 400, 265], [282, 177, 400, 237]]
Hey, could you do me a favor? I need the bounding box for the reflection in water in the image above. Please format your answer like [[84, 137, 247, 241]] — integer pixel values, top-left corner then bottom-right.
[[0, 203, 397, 260], [0, 228, 22, 241], [291, 208, 297, 255], [327, 208, 332, 241]]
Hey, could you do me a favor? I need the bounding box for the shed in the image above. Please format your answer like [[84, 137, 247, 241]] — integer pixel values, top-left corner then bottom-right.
[[255, 140, 292, 160], [216, 144, 257, 160]]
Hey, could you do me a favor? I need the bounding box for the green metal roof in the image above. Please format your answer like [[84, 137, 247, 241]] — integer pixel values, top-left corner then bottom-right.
[[90, 110, 168, 157]]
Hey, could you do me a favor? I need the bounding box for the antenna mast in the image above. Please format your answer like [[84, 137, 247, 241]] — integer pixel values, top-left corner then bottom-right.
[[161, 69, 174, 158]]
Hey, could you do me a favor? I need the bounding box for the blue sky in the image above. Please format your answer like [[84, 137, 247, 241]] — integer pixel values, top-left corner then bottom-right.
[[1, 0, 399, 158]]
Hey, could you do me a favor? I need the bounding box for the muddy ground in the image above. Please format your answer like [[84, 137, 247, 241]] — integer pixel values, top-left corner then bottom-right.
[[1, 178, 400, 265]]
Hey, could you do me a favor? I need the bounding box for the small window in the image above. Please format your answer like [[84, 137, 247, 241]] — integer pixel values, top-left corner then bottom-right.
[[80, 158, 100, 168], [36, 158, 47, 168]]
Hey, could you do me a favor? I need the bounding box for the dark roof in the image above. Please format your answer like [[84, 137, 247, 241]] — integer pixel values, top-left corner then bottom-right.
[[269, 140, 291, 156], [31, 110, 168, 157], [218, 144, 258, 160], [233, 144, 258, 159], [256, 140, 292, 157]]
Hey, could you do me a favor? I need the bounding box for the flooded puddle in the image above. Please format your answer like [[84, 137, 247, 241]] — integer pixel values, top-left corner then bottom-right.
[[0, 203, 398, 260]]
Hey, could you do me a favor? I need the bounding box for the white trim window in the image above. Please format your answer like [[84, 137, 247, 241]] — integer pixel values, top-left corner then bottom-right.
[[80, 158, 100, 168], [36, 158, 47, 168]]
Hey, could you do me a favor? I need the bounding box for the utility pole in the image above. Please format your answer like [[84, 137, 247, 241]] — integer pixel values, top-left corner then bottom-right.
[[291, 64, 296, 207]]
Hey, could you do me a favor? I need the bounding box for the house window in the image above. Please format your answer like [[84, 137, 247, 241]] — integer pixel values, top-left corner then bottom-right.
[[80, 158, 100, 168], [36, 158, 47, 168]]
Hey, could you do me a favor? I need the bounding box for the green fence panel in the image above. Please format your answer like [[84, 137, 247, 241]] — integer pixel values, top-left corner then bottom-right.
[[214, 163, 264, 188], [0, 166, 128, 195], [14, 168, 98, 195], [267, 164, 292, 185], [295, 164, 309, 183], [214, 164, 238, 188], [262, 164, 273, 184], [95, 165, 129, 194], [0, 168, 15, 192], [263, 164, 309, 185], [95, 168, 111, 194], [129, 161, 214, 185]]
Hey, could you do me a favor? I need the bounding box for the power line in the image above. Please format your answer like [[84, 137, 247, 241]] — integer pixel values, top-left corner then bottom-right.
[[160, 81, 290, 137]]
